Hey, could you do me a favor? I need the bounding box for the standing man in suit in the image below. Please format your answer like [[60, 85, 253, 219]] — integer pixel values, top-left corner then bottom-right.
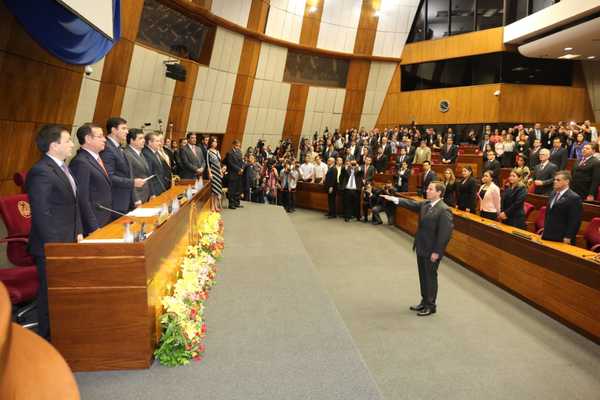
[[143, 132, 170, 196], [571, 143, 600, 201], [225, 139, 244, 209], [483, 150, 501, 185], [179, 132, 205, 180], [542, 171, 582, 244], [342, 160, 362, 221], [26, 124, 83, 339], [324, 157, 338, 218], [396, 181, 453, 316], [101, 117, 146, 216], [529, 123, 547, 149], [440, 137, 458, 164], [123, 129, 152, 205], [528, 149, 558, 195], [420, 161, 437, 197], [359, 155, 375, 185], [200, 135, 210, 180], [70, 123, 112, 236], [549, 137, 568, 170]]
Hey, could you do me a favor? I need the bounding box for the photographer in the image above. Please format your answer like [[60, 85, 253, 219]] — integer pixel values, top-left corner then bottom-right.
[[371, 183, 397, 225], [279, 161, 299, 213], [342, 159, 362, 222]]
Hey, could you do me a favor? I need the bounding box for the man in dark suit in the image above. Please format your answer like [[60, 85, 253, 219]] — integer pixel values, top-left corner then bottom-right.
[[380, 137, 392, 157], [396, 181, 453, 316], [440, 137, 458, 164], [571, 143, 600, 201], [529, 123, 548, 149], [179, 132, 205, 180], [124, 129, 152, 205], [542, 171, 582, 245], [549, 138, 568, 170], [200, 135, 210, 180], [528, 138, 543, 169], [143, 131, 170, 196], [324, 157, 343, 218], [26, 124, 83, 339], [483, 150, 501, 185], [100, 117, 146, 216], [225, 139, 244, 209], [420, 161, 437, 197], [342, 160, 362, 221], [69, 123, 112, 236], [359, 155, 375, 185], [529, 149, 558, 195]]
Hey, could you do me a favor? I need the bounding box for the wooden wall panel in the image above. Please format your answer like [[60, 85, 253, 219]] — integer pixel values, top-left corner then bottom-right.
[[247, 0, 270, 33], [299, 0, 324, 47], [282, 84, 309, 150], [340, 60, 371, 132], [353, 0, 379, 56], [167, 60, 200, 140]]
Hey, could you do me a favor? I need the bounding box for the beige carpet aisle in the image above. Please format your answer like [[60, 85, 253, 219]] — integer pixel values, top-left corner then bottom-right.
[[289, 207, 600, 400]]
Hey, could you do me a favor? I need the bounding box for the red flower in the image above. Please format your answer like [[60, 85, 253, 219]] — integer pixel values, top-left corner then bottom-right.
[[201, 323, 207, 334], [193, 355, 203, 362], [199, 343, 206, 353]]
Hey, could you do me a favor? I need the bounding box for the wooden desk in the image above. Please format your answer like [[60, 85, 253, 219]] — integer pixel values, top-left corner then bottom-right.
[[293, 187, 600, 342], [45, 184, 210, 371]]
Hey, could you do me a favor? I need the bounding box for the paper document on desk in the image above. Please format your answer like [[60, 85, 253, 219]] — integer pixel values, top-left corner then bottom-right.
[[380, 195, 400, 204], [127, 207, 162, 217], [80, 238, 126, 243]]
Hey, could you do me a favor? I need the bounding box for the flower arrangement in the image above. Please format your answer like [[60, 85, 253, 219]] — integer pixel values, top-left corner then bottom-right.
[[154, 211, 223, 367]]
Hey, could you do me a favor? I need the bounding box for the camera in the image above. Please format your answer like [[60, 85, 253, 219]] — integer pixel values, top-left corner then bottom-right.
[[84, 65, 93, 76]]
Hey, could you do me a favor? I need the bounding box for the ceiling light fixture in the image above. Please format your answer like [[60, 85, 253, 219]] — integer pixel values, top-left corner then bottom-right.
[[588, 56, 596, 59], [564, 47, 573, 51], [308, 5, 317, 13], [558, 54, 580, 59]]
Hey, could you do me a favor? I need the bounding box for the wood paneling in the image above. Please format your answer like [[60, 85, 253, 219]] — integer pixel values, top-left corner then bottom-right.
[[400, 27, 510, 65], [222, 38, 262, 153], [247, 0, 270, 32], [353, 0, 379, 55], [282, 84, 310, 150], [191, 0, 213, 9], [168, 59, 200, 140], [340, 60, 371, 131], [299, 0, 324, 47]]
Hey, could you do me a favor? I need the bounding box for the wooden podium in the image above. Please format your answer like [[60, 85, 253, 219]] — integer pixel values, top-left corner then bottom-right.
[[45, 184, 210, 372]]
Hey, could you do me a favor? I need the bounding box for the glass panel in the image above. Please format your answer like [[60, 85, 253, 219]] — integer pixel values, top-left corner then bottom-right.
[[471, 53, 501, 84], [501, 53, 572, 86], [427, 0, 450, 39], [408, 0, 427, 43], [450, 0, 475, 36], [476, 0, 503, 30], [531, 0, 558, 14], [506, 0, 529, 24], [283, 51, 350, 88], [440, 58, 471, 86]]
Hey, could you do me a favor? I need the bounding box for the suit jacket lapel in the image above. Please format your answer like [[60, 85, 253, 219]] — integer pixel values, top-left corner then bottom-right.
[[83, 150, 111, 185], [45, 156, 76, 199]]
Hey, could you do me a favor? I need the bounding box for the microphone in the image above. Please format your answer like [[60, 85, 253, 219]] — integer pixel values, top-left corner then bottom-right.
[[96, 203, 126, 217]]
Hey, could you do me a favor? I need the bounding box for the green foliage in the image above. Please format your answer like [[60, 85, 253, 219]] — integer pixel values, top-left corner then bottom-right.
[[154, 313, 194, 367]]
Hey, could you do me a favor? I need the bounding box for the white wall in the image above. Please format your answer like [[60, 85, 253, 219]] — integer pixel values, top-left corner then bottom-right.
[[301, 86, 345, 137], [317, 0, 362, 53], [121, 45, 176, 131], [265, 0, 306, 43], [243, 43, 291, 149], [359, 61, 396, 129], [211, 0, 253, 27], [187, 28, 244, 134], [373, 0, 419, 58], [583, 61, 600, 123]]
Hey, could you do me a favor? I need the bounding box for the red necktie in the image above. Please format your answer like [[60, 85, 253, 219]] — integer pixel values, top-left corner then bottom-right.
[[97, 157, 108, 176]]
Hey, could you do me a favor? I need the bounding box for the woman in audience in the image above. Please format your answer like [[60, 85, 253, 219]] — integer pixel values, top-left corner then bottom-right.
[[569, 132, 588, 161], [515, 131, 529, 155], [513, 153, 531, 183], [394, 161, 411, 192], [442, 168, 457, 207], [502, 133, 516, 167], [456, 166, 477, 213], [499, 170, 528, 229], [477, 170, 501, 220], [207, 137, 223, 212]]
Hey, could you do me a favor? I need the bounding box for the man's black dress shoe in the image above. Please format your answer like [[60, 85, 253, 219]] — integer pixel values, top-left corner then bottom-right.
[[417, 308, 436, 316], [372, 220, 382, 225], [344, 218, 349, 222], [409, 304, 425, 311], [228, 206, 236, 210], [328, 215, 336, 219], [236, 204, 244, 208]]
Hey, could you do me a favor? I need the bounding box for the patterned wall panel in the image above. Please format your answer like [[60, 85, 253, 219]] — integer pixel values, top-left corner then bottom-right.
[[372, 0, 419, 57], [301, 86, 346, 136], [211, 0, 253, 27], [121, 45, 176, 131], [265, 0, 307, 43], [317, 0, 362, 53], [243, 43, 292, 148], [359, 61, 397, 129], [188, 28, 245, 133]]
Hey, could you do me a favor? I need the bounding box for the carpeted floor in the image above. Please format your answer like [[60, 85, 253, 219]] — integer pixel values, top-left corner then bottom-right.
[[290, 207, 600, 400], [75, 203, 383, 400]]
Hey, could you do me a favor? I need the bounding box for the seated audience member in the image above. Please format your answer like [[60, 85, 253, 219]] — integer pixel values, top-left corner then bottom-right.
[[362, 182, 376, 223], [442, 168, 457, 207], [420, 161, 437, 198], [299, 155, 315, 182], [456, 166, 477, 212], [371, 183, 397, 225], [477, 170, 501, 220], [313, 155, 328, 183], [279, 161, 299, 213], [549, 137, 568, 170], [571, 143, 600, 201], [342, 160, 362, 222], [394, 161, 411, 192], [513, 153, 531, 183], [179, 132, 205, 180], [69, 123, 111, 236], [541, 171, 582, 245], [499, 170, 527, 229], [142, 131, 170, 196], [440, 137, 458, 164], [413, 140, 431, 164], [360, 155, 376, 185], [373, 146, 388, 173], [123, 128, 151, 206], [483, 150, 501, 185], [528, 148, 557, 195]]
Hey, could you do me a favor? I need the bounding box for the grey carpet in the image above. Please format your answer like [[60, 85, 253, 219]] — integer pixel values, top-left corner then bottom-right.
[[290, 208, 600, 400], [75, 203, 384, 400]]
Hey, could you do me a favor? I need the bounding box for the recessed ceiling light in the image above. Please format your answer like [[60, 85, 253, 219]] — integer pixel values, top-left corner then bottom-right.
[[559, 54, 580, 59], [564, 47, 573, 51], [588, 56, 596, 59], [308, 5, 317, 13]]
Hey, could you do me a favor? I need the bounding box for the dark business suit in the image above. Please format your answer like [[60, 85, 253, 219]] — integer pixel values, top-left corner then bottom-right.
[[396, 198, 453, 310], [440, 144, 458, 164], [542, 189, 582, 244], [69, 149, 112, 235], [359, 164, 375, 185], [394, 168, 411, 192], [225, 148, 244, 207], [531, 161, 558, 195], [26, 155, 83, 338], [142, 147, 169, 196], [373, 154, 388, 173], [396, 153, 412, 168], [571, 156, 600, 200], [341, 167, 361, 220], [483, 159, 501, 184], [501, 184, 527, 229], [100, 138, 134, 215], [179, 144, 205, 180], [456, 177, 477, 212], [123, 146, 151, 204], [529, 147, 542, 169], [549, 147, 568, 170], [420, 170, 437, 197]]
